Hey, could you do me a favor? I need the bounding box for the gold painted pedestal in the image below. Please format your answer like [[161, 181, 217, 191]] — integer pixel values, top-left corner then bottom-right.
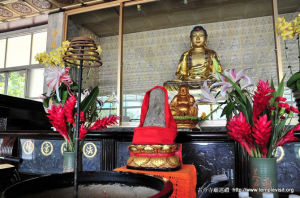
[[163, 80, 212, 91], [174, 117, 199, 128], [126, 144, 182, 171]]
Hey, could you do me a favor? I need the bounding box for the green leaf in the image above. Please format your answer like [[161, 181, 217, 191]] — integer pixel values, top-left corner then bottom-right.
[[222, 74, 247, 104], [71, 82, 78, 92], [80, 86, 99, 114], [61, 90, 68, 104], [212, 57, 221, 73], [231, 94, 250, 122], [245, 97, 253, 125], [297, 79, 300, 91], [270, 78, 275, 89], [277, 74, 285, 97], [43, 98, 50, 108], [270, 74, 286, 106], [287, 72, 300, 88], [221, 102, 234, 118]]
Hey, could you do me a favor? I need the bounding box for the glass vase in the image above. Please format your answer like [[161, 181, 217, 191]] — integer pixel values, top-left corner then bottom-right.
[[63, 151, 75, 173]]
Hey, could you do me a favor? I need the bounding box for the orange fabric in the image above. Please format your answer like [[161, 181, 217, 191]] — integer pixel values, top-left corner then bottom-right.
[[114, 164, 197, 198]]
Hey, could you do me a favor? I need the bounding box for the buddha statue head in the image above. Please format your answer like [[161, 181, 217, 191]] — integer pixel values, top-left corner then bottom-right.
[[179, 85, 188, 96], [190, 26, 208, 48]]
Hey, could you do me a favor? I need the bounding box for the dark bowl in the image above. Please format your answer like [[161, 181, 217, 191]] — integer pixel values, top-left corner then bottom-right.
[[2, 171, 173, 198], [0, 166, 18, 191]]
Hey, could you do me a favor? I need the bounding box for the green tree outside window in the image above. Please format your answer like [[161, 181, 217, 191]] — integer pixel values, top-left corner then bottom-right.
[[7, 71, 25, 97], [0, 73, 4, 94]]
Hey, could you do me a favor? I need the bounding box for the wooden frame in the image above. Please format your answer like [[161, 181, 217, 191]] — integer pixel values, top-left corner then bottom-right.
[[272, 0, 284, 83], [62, 0, 284, 125], [62, 0, 159, 125]]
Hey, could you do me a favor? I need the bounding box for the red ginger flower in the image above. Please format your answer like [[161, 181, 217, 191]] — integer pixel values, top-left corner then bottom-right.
[[63, 95, 76, 124], [80, 112, 85, 122], [47, 105, 70, 142], [227, 113, 253, 155], [79, 124, 88, 140], [278, 102, 289, 110], [275, 96, 287, 102], [277, 124, 300, 146], [89, 116, 119, 130], [269, 106, 276, 111], [75, 111, 85, 122], [253, 80, 275, 121], [252, 114, 272, 157], [290, 106, 300, 113], [285, 107, 291, 114], [280, 115, 286, 119]]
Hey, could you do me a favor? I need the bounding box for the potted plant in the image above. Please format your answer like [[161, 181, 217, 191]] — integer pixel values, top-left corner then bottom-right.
[[276, 14, 300, 121], [196, 58, 300, 198], [35, 41, 118, 172]]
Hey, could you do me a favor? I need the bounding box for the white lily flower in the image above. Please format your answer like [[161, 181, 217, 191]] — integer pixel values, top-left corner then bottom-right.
[[211, 68, 252, 96], [194, 80, 224, 106]]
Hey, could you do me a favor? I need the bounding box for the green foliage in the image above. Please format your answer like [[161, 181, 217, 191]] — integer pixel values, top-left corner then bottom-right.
[[7, 72, 25, 97], [220, 74, 253, 125], [287, 72, 300, 90], [0, 73, 4, 94], [221, 102, 234, 120], [173, 116, 199, 120], [270, 75, 285, 107], [43, 81, 79, 107], [80, 86, 99, 114]]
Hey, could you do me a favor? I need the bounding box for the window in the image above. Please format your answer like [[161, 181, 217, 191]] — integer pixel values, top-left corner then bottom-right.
[[0, 39, 5, 68], [6, 35, 31, 67], [0, 27, 47, 100], [0, 73, 4, 94]]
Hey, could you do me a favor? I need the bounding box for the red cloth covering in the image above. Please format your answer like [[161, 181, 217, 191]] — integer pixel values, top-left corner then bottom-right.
[[132, 86, 177, 145]]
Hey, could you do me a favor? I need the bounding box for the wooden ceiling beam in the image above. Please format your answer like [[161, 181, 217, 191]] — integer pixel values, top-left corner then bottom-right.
[[64, 0, 158, 16]]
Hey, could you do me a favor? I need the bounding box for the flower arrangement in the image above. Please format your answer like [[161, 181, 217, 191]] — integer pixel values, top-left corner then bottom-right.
[[35, 41, 117, 152], [196, 58, 300, 158], [276, 14, 300, 91], [35, 41, 102, 106], [47, 95, 118, 152]]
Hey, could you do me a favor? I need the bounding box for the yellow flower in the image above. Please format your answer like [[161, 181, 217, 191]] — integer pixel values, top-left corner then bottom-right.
[[33, 40, 102, 67], [97, 45, 102, 55], [281, 31, 294, 40], [200, 112, 207, 120], [295, 15, 300, 34], [276, 14, 300, 40]]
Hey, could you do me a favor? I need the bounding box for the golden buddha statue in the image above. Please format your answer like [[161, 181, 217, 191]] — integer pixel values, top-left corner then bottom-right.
[[170, 85, 198, 128], [170, 85, 197, 116], [164, 26, 222, 90]]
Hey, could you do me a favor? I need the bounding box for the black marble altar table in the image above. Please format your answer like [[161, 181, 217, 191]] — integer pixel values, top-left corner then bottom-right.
[[0, 127, 299, 192]]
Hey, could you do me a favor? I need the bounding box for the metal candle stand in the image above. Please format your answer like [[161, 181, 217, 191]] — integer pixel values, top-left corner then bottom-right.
[[63, 36, 102, 198]]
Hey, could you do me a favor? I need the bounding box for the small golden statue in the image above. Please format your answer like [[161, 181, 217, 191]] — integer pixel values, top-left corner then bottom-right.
[[170, 85, 198, 128], [164, 26, 222, 90]]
